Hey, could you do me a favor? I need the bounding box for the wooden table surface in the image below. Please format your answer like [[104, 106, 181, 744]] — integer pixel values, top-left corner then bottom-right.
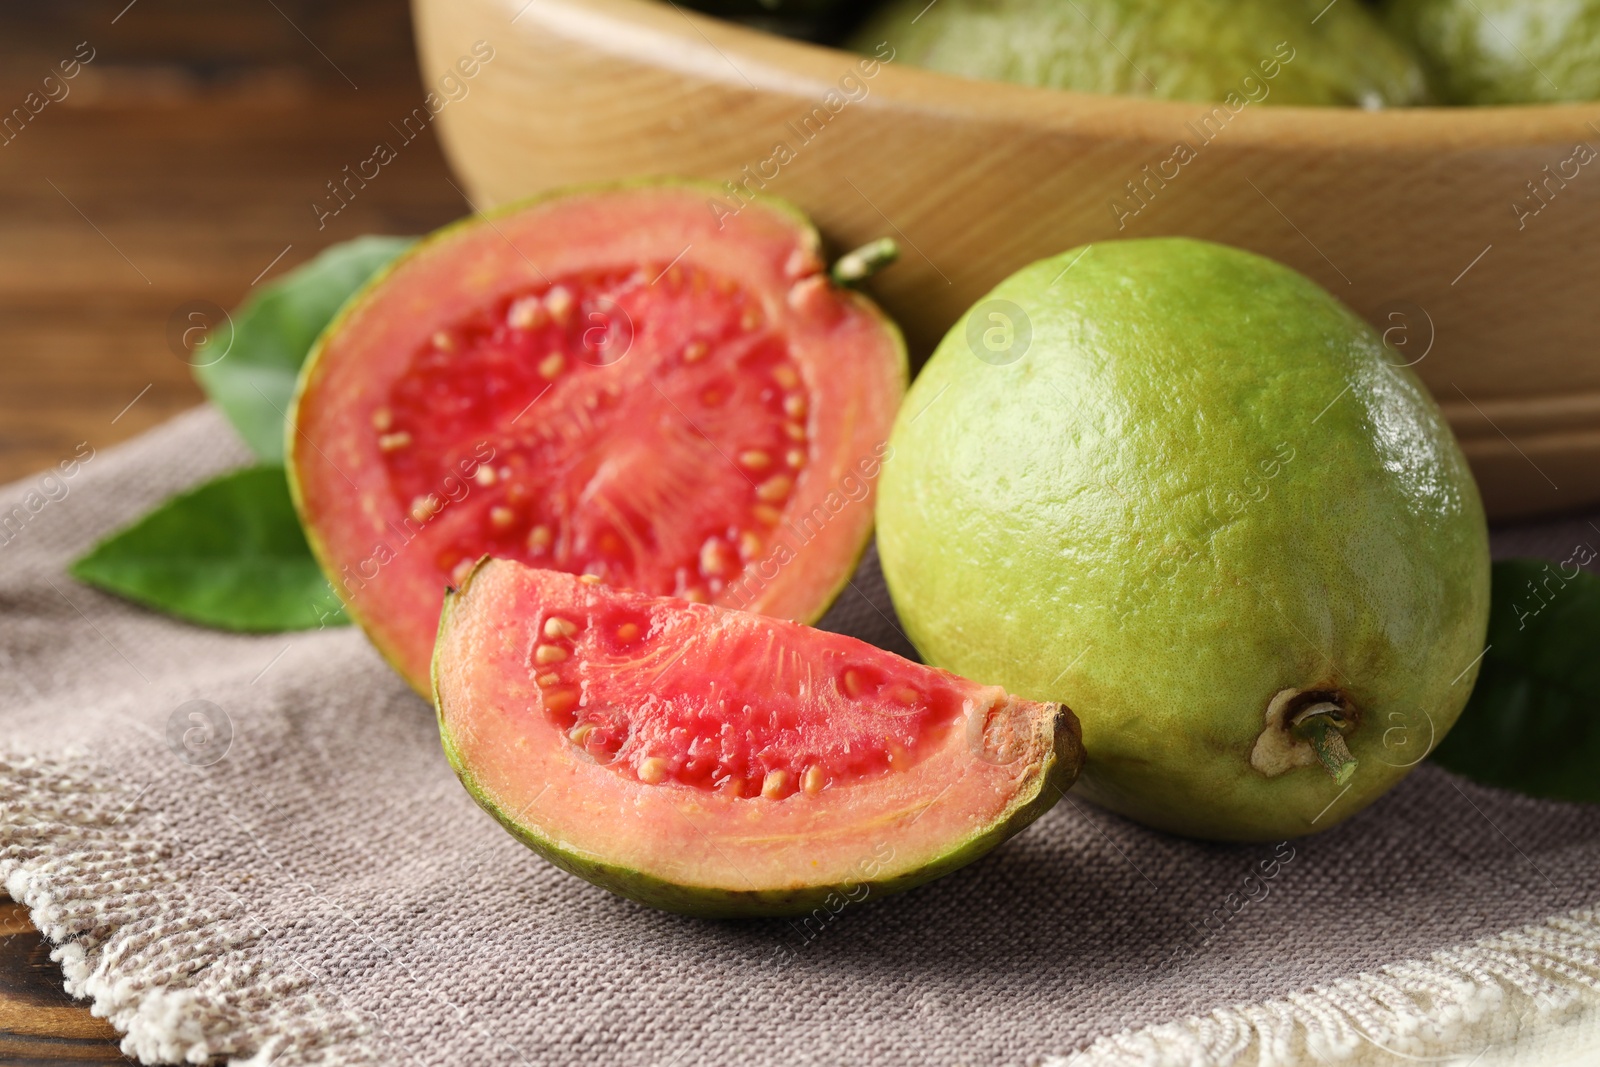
[[0, 0, 465, 1056]]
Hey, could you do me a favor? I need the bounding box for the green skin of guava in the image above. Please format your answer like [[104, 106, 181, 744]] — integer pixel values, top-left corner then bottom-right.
[[849, 0, 1430, 107], [1386, 0, 1600, 104], [876, 238, 1490, 842], [440, 722, 1078, 918]]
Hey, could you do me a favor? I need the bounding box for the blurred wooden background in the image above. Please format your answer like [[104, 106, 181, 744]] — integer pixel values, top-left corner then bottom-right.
[[0, 0, 465, 485], [0, 0, 464, 1057]]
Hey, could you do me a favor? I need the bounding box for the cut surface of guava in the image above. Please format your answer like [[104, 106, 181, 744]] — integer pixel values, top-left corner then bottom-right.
[[289, 183, 906, 693], [432, 560, 1083, 917]]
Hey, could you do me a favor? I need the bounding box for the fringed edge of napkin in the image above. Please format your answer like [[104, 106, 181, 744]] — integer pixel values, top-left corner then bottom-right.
[[1054, 906, 1600, 1066], [7, 746, 1598, 1067], [0, 753, 378, 1066]]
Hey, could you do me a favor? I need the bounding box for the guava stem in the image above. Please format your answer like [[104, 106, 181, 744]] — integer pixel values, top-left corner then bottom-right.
[[831, 238, 900, 287], [1291, 702, 1357, 785]]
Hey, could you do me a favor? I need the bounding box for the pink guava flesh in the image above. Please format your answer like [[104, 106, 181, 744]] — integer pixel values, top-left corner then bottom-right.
[[432, 561, 1084, 916], [290, 184, 906, 692]]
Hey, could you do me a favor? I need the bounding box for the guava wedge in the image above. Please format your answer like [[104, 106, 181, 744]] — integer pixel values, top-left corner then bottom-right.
[[289, 183, 907, 693], [432, 559, 1083, 917], [877, 237, 1490, 842]]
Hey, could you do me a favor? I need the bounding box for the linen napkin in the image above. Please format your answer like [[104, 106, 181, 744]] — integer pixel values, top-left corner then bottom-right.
[[2, 406, 1597, 1066]]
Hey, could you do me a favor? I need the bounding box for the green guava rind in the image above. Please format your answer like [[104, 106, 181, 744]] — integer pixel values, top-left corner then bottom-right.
[[287, 178, 908, 697], [430, 561, 1082, 918], [1387, 0, 1600, 104], [876, 237, 1490, 842], [440, 730, 1077, 918], [851, 0, 1429, 106]]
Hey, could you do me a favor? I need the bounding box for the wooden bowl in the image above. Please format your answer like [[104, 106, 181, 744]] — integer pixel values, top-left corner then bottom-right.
[[414, 0, 1600, 521]]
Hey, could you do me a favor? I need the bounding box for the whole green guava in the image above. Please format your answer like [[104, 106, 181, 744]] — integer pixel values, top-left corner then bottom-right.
[[1387, 0, 1600, 103], [849, 0, 1429, 106], [876, 238, 1490, 841]]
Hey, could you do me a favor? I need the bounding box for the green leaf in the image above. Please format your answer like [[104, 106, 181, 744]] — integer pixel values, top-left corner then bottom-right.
[[194, 236, 415, 462], [70, 466, 346, 632], [1431, 557, 1600, 804]]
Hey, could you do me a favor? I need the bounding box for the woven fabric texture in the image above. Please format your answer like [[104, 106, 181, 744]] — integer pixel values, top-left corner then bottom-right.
[[1, 407, 1597, 1066]]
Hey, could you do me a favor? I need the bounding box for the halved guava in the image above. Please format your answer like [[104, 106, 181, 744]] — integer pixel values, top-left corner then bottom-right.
[[289, 182, 907, 693], [433, 560, 1083, 917]]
